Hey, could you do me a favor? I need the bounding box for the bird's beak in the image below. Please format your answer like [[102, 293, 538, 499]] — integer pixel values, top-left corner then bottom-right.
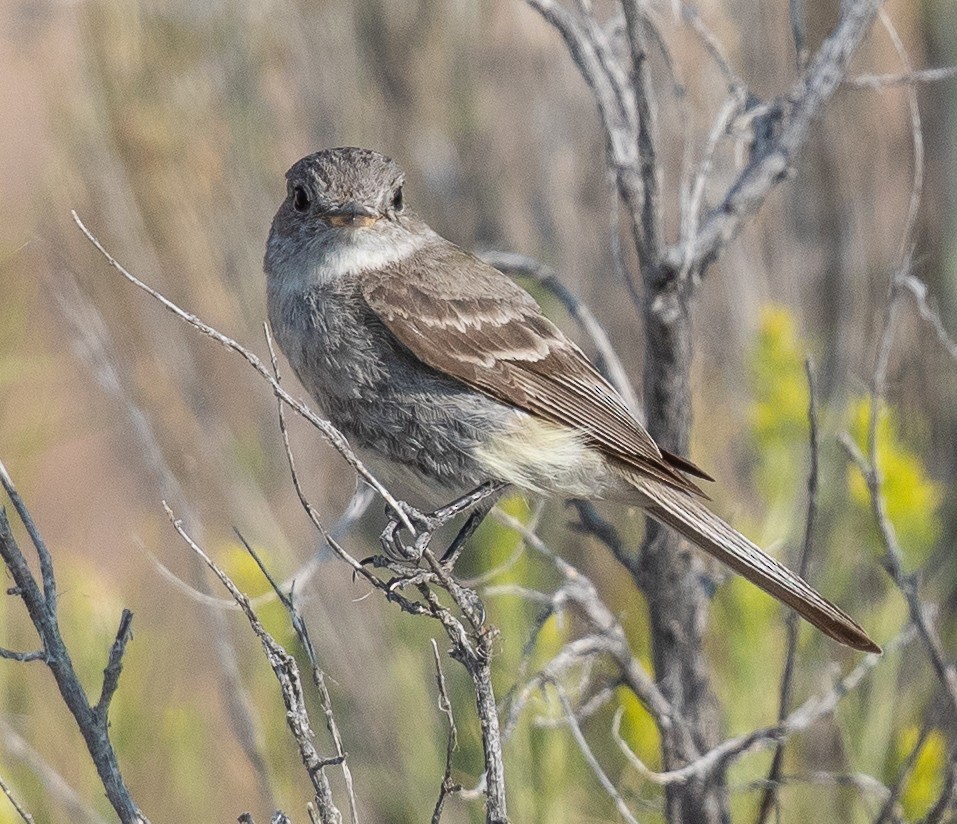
[[324, 203, 380, 229]]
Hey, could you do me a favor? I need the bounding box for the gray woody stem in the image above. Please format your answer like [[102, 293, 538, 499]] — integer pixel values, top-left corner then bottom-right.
[[0, 460, 148, 824], [165, 505, 343, 824], [526, 1, 884, 821]]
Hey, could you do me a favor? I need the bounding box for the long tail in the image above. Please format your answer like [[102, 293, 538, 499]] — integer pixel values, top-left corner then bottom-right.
[[629, 476, 880, 653]]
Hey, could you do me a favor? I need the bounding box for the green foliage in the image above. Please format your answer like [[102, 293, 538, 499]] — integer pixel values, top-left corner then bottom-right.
[[220, 541, 294, 649], [747, 305, 812, 510], [615, 685, 661, 771], [894, 726, 947, 819], [749, 306, 810, 448], [847, 398, 943, 566]]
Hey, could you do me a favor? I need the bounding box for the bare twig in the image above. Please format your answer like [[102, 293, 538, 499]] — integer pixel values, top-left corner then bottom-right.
[[789, 0, 809, 71], [235, 528, 360, 824], [661, 0, 886, 273], [551, 679, 640, 824], [679, 89, 746, 279], [164, 504, 343, 824], [620, 2, 664, 267], [0, 458, 56, 606], [0, 648, 45, 663], [840, 434, 957, 717], [266, 330, 508, 824], [491, 509, 698, 768], [838, 140, 956, 720], [0, 461, 148, 824], [899, 274, 957, 361], [95, 609, 134, 718], [0, 774, 34, 824], [756, 357, 821, 824], [736, 771, 891, 800], [678, 2, 741, 89], [526, 4, 886, 820], [430, 639, 461, 824], [879, 7, 924, 263], [72, 211, 413, 535], [847, 65, 957, 89], [55, 271, 277, 811], [612, 625, 915, 786]]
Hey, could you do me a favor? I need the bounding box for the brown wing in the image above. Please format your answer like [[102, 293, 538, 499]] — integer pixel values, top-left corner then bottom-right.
[[361, 240, 709, 494]]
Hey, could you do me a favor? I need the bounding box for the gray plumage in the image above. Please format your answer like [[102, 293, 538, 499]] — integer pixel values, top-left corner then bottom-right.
[[268, 269, 516, 495], [264, 146, 879, 654]]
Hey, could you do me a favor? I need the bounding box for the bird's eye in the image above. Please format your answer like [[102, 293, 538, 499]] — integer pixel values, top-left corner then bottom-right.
[[391, 186, 404, 213], [292, 185, 311, 213]]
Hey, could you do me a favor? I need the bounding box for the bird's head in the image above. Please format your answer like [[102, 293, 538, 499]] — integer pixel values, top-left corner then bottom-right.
[[265, 147, 425, 287]]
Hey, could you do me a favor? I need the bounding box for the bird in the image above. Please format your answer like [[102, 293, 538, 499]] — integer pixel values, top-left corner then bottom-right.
[[263, 146, 879, 654]]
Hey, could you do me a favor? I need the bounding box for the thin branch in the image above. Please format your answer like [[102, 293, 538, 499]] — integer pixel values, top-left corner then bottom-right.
[[662, 0, 886, 273], [0, 774, 34, 824], [492, 509, 698, 764], [736, 771, 891, 800], [789, 0, 809, 71], [94, 609, 134, 719], [847, 65, 957, 89], [878, 7, 924, 264], [430, 639, 461, 824], [840, 434, 957, 717], [0, 648, 46, 663], [678, 2, 742, 89], [613, 625, 915, 785], [235, 527, 359, 824], [265, 329, 508, 824], [678, 88, 746, 279], [899, 274, 957, 362], [551, 679, 640, 824], [0, 465, 148, 824], [524, 0, 661, 281], [71, 211, 414, 535], [164, 504, 343, 824], [0, 460, 56, 606], [620, 2, 664, 265], [756, 357, 821, 824], [54, 273, 279, 812]]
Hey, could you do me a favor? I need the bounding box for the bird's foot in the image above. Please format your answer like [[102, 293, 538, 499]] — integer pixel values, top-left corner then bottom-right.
[[373, 483, 508, 567], [379, 501, 440, 563]]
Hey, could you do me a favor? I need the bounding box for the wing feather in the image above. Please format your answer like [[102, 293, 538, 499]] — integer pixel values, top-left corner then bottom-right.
[[361, 240, 706, 494]]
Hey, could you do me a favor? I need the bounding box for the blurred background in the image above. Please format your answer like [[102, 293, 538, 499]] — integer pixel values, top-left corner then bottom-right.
[[1, 0, 956, 821]]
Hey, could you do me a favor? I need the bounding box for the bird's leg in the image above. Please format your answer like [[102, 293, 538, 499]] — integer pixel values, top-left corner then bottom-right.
[[429, 481, 506, 525], [438, 483, 507, 566]]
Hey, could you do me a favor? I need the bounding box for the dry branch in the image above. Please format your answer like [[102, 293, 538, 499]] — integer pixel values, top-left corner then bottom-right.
[[165, 504, 344, 824], [525, 2, 887, 819], [0, 461, 148, 824], [0, 774, 34, 824]]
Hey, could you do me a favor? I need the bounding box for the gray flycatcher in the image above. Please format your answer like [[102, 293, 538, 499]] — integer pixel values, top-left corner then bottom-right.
[[264, 146, 879, 654]]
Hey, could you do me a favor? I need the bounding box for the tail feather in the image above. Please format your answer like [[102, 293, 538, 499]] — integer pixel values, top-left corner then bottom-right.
[[630, 477, 880, 654]]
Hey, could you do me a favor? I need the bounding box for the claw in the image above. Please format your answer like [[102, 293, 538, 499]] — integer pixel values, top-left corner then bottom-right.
[[376, 484, 508, 567], [380, 501, 442, 561]]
